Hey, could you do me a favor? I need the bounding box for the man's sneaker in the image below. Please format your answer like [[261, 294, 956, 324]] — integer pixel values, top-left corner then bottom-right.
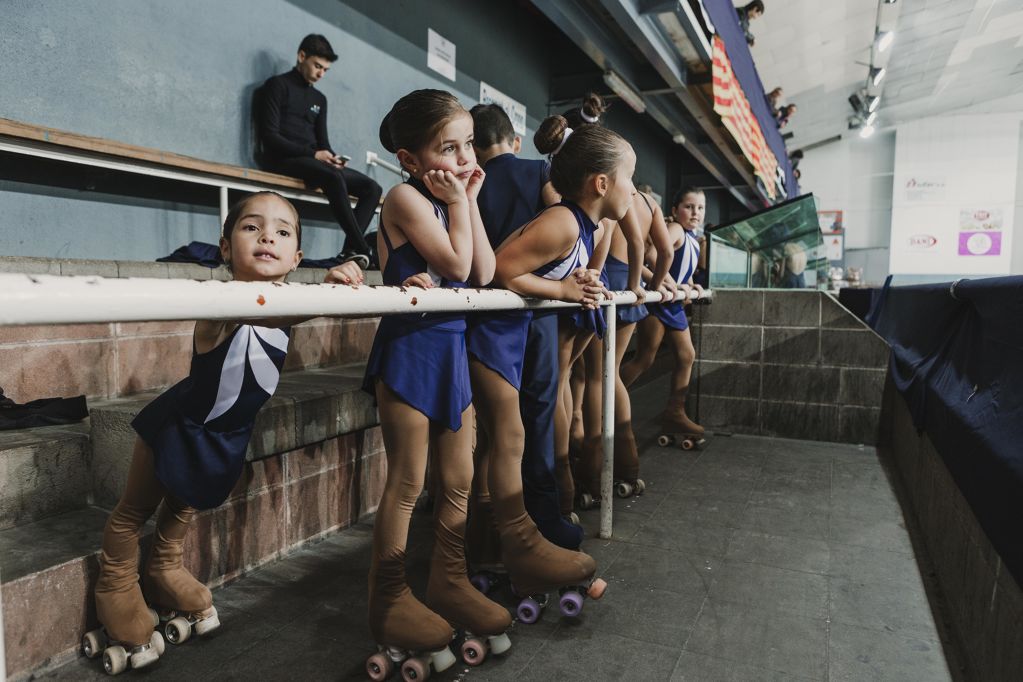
[[338, 251, 371, 269]]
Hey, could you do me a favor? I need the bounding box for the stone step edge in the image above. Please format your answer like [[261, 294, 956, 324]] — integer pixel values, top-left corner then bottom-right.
[[0, 255, 384, 285]]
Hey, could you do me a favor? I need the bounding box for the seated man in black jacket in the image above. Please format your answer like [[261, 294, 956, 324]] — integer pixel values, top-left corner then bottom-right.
[[257, 34, 381, 267]]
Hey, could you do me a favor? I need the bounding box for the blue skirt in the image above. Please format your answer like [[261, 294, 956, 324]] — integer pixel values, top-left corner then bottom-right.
[[363, 317, 472, 432], [133, 383, 253, 510], [466, 311, 532, 389], [604, 255, 648, 325], [648, 300, 689, 331], [568, 269, 609, 339]]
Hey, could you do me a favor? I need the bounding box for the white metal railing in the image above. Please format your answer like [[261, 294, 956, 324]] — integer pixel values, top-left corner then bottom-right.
[[0, 273, 712, 539], [366, 151, 404, 177]]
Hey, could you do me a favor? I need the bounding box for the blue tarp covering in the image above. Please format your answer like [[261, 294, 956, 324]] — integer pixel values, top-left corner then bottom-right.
[[869, 276, 1023, 585], [701, 0, 798, 199]]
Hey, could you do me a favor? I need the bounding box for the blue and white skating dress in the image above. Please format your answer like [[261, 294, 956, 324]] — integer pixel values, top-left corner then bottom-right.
[[362, 177, 472, 431], [563, 204, 607, 338], [468, 200, 598, 388], [604, 253, 648, 325], [647, 228, 700, 331], [132, 324, 290, 510], [466, 154, 550, 389]]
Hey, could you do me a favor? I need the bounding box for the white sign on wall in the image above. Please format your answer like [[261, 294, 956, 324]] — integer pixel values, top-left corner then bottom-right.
[[427, 29, 456, 81], [889, 114, 1017, 276], [479, 82, 527, 136]]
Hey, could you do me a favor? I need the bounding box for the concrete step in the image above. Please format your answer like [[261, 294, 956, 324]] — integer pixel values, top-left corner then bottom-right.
[[0, 423, 91, 531], [1, 365, 385, 680], [0, 256, 382, 403]]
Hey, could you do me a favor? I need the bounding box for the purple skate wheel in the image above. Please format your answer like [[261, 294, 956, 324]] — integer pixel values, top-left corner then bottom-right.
[[559, 590, 584, 617], [517, 597, 541, 624], [470, 573, 491, 594]]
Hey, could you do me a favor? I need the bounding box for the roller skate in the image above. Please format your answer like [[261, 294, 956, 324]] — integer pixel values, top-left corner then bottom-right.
[[499, 508, 606, 624], [466, 498, 512, 598], [86, 496, 167, 674], [657, 388, 705, 451], [143, 502, 220, 645], [367, 556, 456, 681], [613, 427, 646, 499], [573, 436, 602, 510], [82, 594, 165, 675]]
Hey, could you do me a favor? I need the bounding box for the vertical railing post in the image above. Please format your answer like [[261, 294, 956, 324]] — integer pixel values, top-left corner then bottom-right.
[[0, 566, 6, 677], [219, 186, 229, 229], [599, 302, 617, 540]]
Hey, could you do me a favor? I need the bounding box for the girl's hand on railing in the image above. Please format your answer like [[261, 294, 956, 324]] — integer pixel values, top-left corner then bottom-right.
[[572, 267, 602, 286], [691, 283, 704, 300], [401, 272, 434, 289], [465, 166, 485, 202], [656, 278, 678, 304], [560, 275, 597, 309], [324, 262, 365, 286], [629, 284, 647, 306], [423, 170, 467, 205]]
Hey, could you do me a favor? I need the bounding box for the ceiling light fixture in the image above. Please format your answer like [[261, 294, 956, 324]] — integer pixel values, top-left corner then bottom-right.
[[867, 95, 881, 113], [859, 124, 876, 139], [603, 71, 646, 113], [876, 31, 894, 52], [672, 133, 686, 145], [870, 67, 887, 86], [865, 111, 877, 126]]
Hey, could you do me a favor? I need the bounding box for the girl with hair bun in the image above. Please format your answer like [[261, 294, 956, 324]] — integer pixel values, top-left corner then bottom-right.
[[562, 92, 608, 129], [363, 89, 510, 679], [621, 186, 707, 448]]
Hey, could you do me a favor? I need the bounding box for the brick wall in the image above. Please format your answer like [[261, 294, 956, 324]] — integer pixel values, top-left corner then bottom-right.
[[689, 290, 889, 444]]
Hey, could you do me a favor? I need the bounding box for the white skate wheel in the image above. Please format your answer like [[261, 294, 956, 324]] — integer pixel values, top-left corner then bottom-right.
[[635, 479, 646, 495], [657, 435, 672, 447], [569, 511, 580, 526], [150, 630, 165, 657], [615, 481, 633, 498], [488, 632, 512, 655], [681, 438, 696, 451], [130, 643, 159, 670], [194, 606, 220, 636], [430, 645, 457, 673], [580, 492, 595, 509], [103, 645, 128, 675], [165, 616, 191, 644], [82, 629, 106, 659]]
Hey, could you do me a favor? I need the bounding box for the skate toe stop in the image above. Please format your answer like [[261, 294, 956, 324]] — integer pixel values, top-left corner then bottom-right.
[[588, 578, 608, 599]]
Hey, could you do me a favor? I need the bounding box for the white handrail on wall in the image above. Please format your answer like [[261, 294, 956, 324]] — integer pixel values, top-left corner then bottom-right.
[[0, 273, 712, 540], [366, 150, 404, 177]]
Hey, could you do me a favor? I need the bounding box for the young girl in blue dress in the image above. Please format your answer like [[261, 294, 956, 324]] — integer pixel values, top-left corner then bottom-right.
[[621, 186, 706, 437], [573, 190, 676, 506], [363, 89, 511, 680], [85, 191, 363, 674]]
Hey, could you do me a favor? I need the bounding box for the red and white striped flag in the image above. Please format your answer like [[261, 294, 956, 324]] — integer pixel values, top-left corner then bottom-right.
[[711, 35, 779, 200]]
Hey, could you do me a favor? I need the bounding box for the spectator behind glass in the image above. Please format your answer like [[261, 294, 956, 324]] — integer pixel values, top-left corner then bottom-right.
[[777, 103, 797, 128], [766, 87, 783, 117], [255, 34, 383, 267], [789, 149, 804, 171], [736, 0, 764, 47]]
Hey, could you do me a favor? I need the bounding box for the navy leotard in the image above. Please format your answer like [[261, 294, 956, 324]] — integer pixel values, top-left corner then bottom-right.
[[562, 204, 606, 338], [362, 177, 472, 431], [648, 228, 700, 331], [132, 324, 290, 510], [465, 154, 550, 388]]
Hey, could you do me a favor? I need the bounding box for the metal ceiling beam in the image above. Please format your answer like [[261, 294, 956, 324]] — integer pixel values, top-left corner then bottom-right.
[[531, 0, 758, 210], [594, 0, 765, 208]]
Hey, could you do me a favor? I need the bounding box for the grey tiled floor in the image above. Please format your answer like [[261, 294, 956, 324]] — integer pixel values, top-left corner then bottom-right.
[[44, 382, 956, 681]]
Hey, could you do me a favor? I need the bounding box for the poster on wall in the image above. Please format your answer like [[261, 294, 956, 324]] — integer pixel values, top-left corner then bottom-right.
[[479, 82, 527, 136], [889, 114, 1016, 276], [825, 233, 844, 262], [818, 210, 843, 233], [958, 208, 1002, 256], [427, 29, 456, 81]]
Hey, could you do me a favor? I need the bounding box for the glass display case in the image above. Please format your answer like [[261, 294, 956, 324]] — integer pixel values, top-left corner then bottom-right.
[[707, 193, 826, 289]]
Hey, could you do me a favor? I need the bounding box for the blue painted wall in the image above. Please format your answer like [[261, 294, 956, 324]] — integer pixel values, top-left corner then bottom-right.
[[0, 0, 554, 260]]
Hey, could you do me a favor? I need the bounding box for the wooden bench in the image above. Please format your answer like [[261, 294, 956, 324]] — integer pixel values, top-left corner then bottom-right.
[[0, 117, 380, 226]]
